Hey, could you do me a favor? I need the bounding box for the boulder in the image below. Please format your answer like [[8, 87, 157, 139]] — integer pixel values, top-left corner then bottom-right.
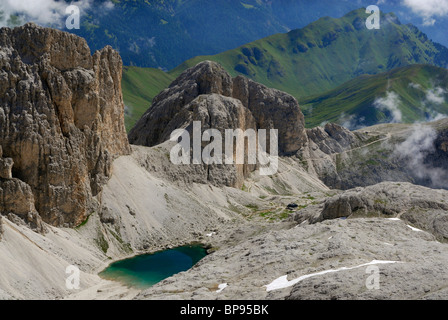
[[307, 182, 448, 241], [0, 178, 45, 233]]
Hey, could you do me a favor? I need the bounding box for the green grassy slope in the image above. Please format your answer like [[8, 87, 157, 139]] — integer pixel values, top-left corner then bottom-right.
[[122, 66, 175, 130], [301, 64, 448, 128]]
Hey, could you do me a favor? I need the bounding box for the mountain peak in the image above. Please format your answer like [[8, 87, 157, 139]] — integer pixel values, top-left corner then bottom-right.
[[172, 8, 448, 101], [170, 60, 233, 96], [2, 21, 92, 71], [0, 24, 130, 227], [129, 61, 308, 187]]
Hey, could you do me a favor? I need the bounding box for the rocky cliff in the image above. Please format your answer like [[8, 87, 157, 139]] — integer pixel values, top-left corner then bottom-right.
[[129, 60, 307, 154], [0, 23, 130, 228], [128, 61, 307, 187], [299, 120, 448, 191]]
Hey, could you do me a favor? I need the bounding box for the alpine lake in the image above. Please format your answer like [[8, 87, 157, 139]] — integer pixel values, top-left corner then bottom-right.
[[99, 244, 208, 289]]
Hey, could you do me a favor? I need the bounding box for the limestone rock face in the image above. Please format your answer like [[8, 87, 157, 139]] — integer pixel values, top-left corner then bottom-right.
[[300, 121, 448, 191], [0, 158, 13, 179], [297, 182, 448, 241], [429, 127, 448, 180], [128, 61, 307, 187], [128, 61, 307, 155], [169, 94, 259, 187], [129, 61, 234, 147], [0, 178, 44, 233], [232, 75, 307, 155], [0, 146, 13, 180], [306, 123, 359, 155], [0, 23, 130, 227]]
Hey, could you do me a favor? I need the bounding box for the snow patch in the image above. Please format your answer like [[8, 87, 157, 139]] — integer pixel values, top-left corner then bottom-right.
[[216, 283, 228, 293], [265, 260, 401, 292], [407, 225, 424, 232]]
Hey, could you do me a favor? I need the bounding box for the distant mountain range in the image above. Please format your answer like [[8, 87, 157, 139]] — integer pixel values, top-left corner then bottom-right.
[[121, 8, 448, 130], [68, 0, 361, 69], [67, 0, 448, 70], [174, 9, 448, 98]]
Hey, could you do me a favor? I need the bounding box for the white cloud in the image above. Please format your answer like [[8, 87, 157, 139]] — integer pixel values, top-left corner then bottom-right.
[[402, 0, 448, 25], [407, 83, 447, 122], [0, 0, 113, 28], [426, 87, 447, 105], [427, 112, 447, 122], [102, 1, 115, 10], [1, 0, 62, 27], [339, 113, 365, 130], [0, 0, 87, 27], [422, 17, 436, 26], [394, 124, 448, 189], [374, 91, 403, 123], [408, 82, 422, 90]]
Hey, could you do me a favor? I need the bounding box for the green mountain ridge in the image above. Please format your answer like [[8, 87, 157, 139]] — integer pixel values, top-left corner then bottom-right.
[[301, 64, 448, 129], [67, 0, 448, 70], [173, 9, 448, 98], [122, 8, 448, 131]]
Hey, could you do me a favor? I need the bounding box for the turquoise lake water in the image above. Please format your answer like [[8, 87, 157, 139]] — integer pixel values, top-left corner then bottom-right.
[[99, 245, 208, 289]]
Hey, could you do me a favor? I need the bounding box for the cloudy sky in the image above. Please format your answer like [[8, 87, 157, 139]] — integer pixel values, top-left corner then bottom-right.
[[400, 0, 448, 25], [0, 0, 114, 28], [1, 0, 448, 27], [0, 0, 446, 47], [369, 0, 448, 46], [0, 0, 86, 27]]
